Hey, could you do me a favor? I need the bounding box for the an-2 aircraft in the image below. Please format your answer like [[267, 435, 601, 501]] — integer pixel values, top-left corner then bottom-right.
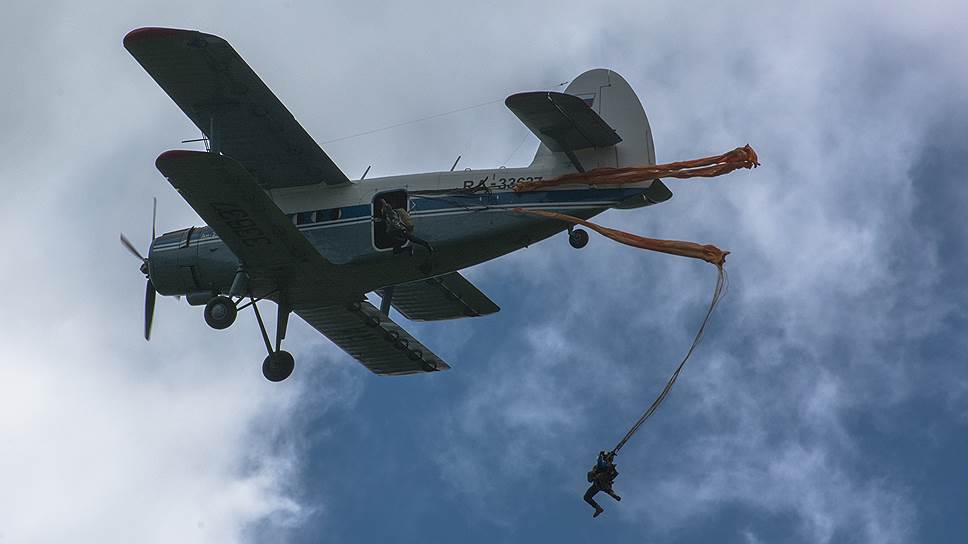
[[122, 27, 672, 382]]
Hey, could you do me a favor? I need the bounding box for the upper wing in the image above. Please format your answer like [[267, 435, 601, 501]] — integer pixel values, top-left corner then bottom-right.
[[505, 91, 622, 152], [297, 301, 451, 375], [125, 27, 350, 189], [155, 150, 340, 284], [377, 272, 499, 321]]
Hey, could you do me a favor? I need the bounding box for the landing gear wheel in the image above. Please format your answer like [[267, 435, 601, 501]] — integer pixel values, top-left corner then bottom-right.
[[204, 296, 237, 330], [262, 350, 295, 382], [569, 228, 589, 249]]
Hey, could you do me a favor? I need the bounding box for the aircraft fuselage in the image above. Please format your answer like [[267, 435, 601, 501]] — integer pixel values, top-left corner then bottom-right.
[[147, 164, 663, 305]]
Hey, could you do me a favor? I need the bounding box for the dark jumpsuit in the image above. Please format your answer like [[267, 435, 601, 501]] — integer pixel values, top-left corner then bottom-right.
[[379, 201, 434, 254], [584, 453, 621, 514]]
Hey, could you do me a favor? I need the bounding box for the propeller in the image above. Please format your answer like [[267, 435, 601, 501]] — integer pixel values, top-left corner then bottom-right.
[[121, 198, 158, 341]]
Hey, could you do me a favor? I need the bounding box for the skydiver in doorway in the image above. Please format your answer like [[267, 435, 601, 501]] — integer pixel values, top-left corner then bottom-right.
[[584, 450, 621, 517], [376, 198, 434, 256]]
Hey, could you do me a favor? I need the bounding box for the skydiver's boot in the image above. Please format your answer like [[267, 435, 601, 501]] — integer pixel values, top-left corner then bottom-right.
[[408, 235, 434, 254], [593, 506, 605, 518], [605, 489, 621, 501]]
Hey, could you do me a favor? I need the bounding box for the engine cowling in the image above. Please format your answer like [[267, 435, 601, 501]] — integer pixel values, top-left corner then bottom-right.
[[147, 227, 238, 298]]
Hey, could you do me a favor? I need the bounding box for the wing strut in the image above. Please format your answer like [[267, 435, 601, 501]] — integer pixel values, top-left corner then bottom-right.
[[249, 296, 296, 382], [380, 286, 395, 316]]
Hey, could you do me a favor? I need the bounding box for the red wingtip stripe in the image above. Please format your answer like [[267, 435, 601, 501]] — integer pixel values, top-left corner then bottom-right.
[[155, 150, 209, 168], [123, 27, 185, 47]]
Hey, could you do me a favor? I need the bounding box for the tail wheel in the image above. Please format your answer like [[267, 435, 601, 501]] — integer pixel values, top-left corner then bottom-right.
[[204, 296, 237, 330], [569, 228, 589, 249]]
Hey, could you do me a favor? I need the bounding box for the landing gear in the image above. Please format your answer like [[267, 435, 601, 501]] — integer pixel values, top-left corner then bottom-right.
[[251, 296, 295, 382], [262, 350, 294, 382], [569, 228, 589, 249], [204, 296, 237, 329]]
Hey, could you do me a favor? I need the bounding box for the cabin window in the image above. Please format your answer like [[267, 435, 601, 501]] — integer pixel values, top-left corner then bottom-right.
[[159, 228, 190, 244], [316, 208, 342, 221], [296, 211, 315, 225]]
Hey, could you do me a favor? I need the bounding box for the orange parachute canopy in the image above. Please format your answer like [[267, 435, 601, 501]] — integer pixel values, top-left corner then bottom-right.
[[514, 144, 759, 193], [513, 208, 729, 267]]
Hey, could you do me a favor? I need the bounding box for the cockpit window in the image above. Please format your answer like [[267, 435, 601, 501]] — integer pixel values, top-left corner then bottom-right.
[[159, 228, 191, 241], [189, 226, 214, 241]]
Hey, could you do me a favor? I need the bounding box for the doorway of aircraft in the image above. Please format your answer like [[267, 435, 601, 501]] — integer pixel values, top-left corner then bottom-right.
[[372, 189, 409, 250]]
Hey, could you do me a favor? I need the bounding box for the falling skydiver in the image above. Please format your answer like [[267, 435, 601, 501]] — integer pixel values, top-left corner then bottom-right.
[[584, 451, 621, 517]]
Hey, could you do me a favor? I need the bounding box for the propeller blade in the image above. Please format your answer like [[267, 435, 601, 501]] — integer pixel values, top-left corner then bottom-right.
[[145, 279, 156, 341], [121, 233, 145, 262], [151, 197, 157, 241]]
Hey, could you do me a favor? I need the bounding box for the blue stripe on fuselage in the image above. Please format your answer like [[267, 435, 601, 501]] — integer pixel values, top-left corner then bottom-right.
[[151, 187, 645, 251]]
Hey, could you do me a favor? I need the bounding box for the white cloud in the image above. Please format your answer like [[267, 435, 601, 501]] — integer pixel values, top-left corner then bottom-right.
[[0, 327, 295, 542]]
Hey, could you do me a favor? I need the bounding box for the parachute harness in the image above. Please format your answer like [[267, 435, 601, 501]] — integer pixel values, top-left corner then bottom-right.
[[512, 144, 757, 456]]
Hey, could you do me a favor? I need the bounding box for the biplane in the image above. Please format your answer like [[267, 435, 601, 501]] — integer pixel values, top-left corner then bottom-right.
[[121, 27, 672, 381]]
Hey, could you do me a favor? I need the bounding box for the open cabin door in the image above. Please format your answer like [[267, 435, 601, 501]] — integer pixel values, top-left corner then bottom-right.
[[371, 189, 409, 251]]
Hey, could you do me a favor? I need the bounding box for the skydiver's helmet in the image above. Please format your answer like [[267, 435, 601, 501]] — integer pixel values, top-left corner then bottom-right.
[[596, 452, 609, 470]]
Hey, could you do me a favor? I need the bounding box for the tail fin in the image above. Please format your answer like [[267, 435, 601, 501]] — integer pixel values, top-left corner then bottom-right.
[[530, 69, 656, 170]]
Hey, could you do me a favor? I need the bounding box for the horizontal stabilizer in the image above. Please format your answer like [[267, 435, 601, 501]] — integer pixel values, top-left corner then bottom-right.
[[506, 91, 622, 152], [377, 272, 500, 321], [296, 302, 451, 375]]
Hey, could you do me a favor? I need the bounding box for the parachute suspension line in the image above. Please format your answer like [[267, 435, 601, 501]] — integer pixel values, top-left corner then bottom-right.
[[511, 208, 730, 455], [612, 264, 728, 454]]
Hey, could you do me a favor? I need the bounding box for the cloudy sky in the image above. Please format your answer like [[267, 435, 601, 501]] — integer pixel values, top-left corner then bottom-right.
[[2, 1, 966, 542]]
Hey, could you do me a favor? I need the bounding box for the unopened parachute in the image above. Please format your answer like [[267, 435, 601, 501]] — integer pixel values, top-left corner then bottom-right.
[[514, 144, 759, 193], [513, 208, 729, 267]]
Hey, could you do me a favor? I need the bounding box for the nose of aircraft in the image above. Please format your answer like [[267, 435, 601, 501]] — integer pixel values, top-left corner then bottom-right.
[[120, 197, 159, 341]]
